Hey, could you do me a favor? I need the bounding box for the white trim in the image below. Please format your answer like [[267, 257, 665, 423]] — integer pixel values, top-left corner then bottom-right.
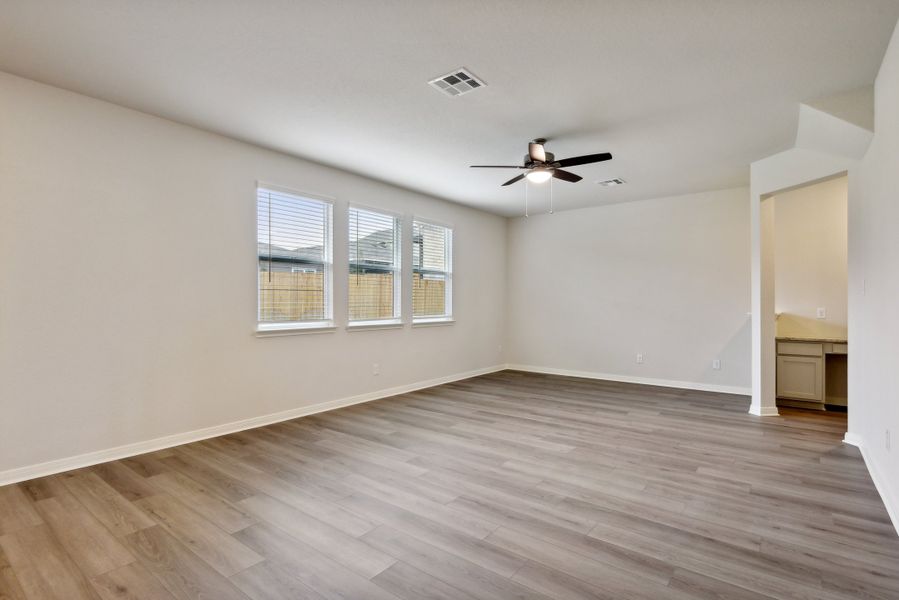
[[850, 437, 899, 536], [323, 200, 334, 321], [507, 364, 751, 396], [0, 365, 506, 486], [410, 214, 454, 230], [255, 322, 336, 337], [348, 201, 403, 220], [412, 317, 455, 328], [842, 432, 863, 447], [748, 404, 780, 417], [346, 319, 404, 331], [255, 181, 336, 202]]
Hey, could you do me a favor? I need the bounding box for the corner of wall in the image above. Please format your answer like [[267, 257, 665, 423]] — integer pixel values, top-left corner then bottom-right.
[[500, 215, 512, 365]]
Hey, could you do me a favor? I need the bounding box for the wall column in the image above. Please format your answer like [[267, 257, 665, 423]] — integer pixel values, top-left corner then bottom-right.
[[750, 190, 779, 416]]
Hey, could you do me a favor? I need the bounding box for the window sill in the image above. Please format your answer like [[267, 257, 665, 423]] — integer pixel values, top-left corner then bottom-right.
[[255, 322, 337, 337], [412, 317, 455, 328], [347, 319, 404, 332]]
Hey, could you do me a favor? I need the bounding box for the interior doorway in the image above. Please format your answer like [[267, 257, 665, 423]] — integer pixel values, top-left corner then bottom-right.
[[770, 175, 848, 412]]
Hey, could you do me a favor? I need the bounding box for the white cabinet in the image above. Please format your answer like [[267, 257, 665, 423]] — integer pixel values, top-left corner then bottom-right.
[[776, 355, 823, 402], [776, 338, 846, 409]]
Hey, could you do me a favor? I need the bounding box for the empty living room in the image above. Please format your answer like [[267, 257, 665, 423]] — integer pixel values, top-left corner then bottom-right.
[[3, 1, 899, 599]]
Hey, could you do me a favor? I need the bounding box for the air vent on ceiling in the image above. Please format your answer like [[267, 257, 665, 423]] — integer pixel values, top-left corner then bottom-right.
[[428, 68, 486, 97], [597, 177, 626, 187]]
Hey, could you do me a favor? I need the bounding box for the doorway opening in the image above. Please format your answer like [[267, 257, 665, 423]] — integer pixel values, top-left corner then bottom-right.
[[765, 174, 849, 414]]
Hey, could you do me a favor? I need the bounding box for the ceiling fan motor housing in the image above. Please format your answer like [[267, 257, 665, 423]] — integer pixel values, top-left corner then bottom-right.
[[525, 151, 554, 165]]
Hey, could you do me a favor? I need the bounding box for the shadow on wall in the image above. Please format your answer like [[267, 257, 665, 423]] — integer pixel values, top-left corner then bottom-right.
[[699, 317, 752, 391]]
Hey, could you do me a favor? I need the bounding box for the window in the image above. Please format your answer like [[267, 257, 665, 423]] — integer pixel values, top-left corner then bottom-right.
[[257, 187, 332, 329], [412, 219, 452, 321], [348, 206, 401, 324]]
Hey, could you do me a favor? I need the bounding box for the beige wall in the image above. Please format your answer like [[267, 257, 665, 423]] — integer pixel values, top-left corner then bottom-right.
[[505, 187, 751, 393], [773, 176, 848, 339], [0, 72, 507, 478]]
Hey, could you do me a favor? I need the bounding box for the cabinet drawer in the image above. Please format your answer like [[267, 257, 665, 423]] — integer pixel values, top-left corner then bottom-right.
[[777, 342, 823, 357], [830, 343, 848, 354]]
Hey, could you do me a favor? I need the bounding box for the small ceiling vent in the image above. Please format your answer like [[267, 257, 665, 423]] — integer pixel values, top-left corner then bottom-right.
[[597, 177, 626, 187], [428, 68, 486, 97]]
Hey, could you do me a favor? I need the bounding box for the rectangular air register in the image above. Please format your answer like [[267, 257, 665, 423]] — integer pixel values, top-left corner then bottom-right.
[[597, 178, 626, 186], [429, 68, 486, 97]]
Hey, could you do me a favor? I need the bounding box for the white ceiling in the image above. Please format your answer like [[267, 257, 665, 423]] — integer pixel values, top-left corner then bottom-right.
[[2, 1, 898, 215]]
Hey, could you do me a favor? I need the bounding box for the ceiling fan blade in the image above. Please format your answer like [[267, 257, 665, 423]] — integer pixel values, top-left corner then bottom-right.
[[528, 142, 546, 162], [470, 165, 525, 169], [552, 169, 583, 183], [555, 152, 612, 168], [501, 174, 526, 186]]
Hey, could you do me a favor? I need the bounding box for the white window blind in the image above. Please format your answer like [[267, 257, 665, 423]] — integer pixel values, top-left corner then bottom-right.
[[257, 187, 332, 326], [412, 220, 452, 319], [348, 207, 401, 322]]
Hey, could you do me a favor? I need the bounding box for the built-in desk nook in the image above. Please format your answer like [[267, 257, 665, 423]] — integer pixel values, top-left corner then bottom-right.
[[776, 337, 847, 410]]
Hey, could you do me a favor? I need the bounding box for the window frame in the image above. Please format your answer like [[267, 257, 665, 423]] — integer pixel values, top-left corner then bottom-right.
[[347, 204, 403, 328], [411, 217, 454, 325], [255, 183, 335, 335]]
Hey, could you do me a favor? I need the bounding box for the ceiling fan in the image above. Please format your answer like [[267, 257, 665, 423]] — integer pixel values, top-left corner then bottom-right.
[[470, 138, 612, 186]]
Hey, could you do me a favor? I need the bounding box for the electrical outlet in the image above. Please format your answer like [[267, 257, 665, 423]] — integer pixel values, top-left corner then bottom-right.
[[712, 359, 721, 370], [816, 307, 826, 319], [636, 353, 644, 364], [372, 363, 380, 376]]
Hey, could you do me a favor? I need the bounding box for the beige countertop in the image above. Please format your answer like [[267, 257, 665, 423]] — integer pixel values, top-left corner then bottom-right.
[[776, 336, 848, 344]]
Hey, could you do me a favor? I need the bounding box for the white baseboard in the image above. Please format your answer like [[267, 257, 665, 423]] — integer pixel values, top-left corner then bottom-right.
[[0, 364, 505, 486], [844, 435, 899, 536], [748, 405, 780, 417], [507, 364, 751, 396], [842, 432, 863, 447]]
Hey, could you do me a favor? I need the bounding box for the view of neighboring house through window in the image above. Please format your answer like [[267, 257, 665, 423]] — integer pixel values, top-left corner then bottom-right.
[[412, 219, 452, 320], [349, 206, 401, 323], [257, 187, 332, 328]]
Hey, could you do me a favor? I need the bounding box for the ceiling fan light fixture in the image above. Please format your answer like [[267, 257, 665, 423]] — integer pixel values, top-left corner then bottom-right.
[[470, 140, 612, 189], [526, 169, 552, 184]]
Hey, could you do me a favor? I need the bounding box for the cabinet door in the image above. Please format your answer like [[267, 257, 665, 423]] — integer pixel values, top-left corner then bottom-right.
[[777, 356, 823, 401]]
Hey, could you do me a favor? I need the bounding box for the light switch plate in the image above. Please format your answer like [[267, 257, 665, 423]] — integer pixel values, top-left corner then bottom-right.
[[816, 307, 826, 319]]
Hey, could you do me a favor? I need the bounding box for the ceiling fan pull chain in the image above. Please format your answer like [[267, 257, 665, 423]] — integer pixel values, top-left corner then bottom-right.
[[525, 180, 529, 217], [550, 177, 554, 214]]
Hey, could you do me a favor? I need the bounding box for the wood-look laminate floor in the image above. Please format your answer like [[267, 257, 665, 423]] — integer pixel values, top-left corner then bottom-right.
[[1, 370, 897, 600]]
